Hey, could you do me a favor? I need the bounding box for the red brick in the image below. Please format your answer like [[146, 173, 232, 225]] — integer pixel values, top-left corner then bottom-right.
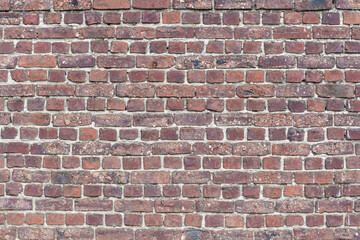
[[337, 0, 360, 9], [314, 26, 350, 39], [0, 0, 10, 10], [133, 0, 170, 9], [94, 0, 130, 9], [273, 27, 311, 39]]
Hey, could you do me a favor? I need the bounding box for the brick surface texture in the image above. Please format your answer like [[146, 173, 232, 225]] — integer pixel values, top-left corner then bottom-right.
[[0, 0, 360, 239]]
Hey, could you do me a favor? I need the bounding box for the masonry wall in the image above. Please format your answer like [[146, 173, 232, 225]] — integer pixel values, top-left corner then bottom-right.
[[0, 0, 360, 239]]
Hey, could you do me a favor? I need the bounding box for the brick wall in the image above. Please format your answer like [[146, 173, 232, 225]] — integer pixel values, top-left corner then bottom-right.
[[0, 0, 360, 239]]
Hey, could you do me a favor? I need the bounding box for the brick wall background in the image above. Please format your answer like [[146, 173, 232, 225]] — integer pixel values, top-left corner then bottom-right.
[[0, 0, 360, 239]]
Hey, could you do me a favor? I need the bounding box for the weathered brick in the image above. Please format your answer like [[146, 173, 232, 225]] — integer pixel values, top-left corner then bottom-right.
[[313, 27, 350, 39], [273, 143, 310, 156], [132, 172, 169, 184], [0, 56, 16, 69], [0, 0, 10, 11], [97, 229, 133, 240], [347, 129, 360, 140], [93, 114, 131, 127], [12, 169, 50, 183], [336, 0, 360, 9], [273, 27, 311, 39], [196, 27, 233, 39], [175, 113, 212, 126], [276, 201, 314, 213], [137, 56, 174, 69], [111, 143, 151, 156], [213, 172, 251, 183], [157, 85, 195, 98], [18, 228, 55, 240], [75, 199, 113, 211], [256, 0, 292, 9], [18, 55, 55, 68], [193, 142, 232, 155], [214, 0, 252, 9], [216, 55, 257, 68], [133, 114, 173, 127], [72, 142, 111, 155], [53, 113, 91, 127], [316, 85, 354, 98], [115, 200, 152, 212], [155, 200, 194, 213], [133, 0, 171, 9], [295, 172, 333, 184], [0, 198, 32, 210], [13, 113, 50, 126], [74, 27, 112, 39], [56, 228, 94, 239], [0, 85, 34, 96], [316, 200, 352, 213], [312, 142, 354, 155], [52, 171, 127, 184], [37, 84, 74, 96], [337, 57, 360, 69], [276, 85, 315, 97], [172, 171, 211, 184], [36, 199, 72, 211], [59, 56, 95, 68], [156, 27, 194, 38], [116, 84, 155, 98], [298, 57, 335, 69], [295, 0, 332, 10], [53, 0, 91, 10], [258, 56, 296, 68], [152, 142, 191, 155], [235, 27, 272, 39], [214, 114, 252, 126], [233, 142, 271, 156], [31, 142, 70, 155], [236, 201, 274, 213], [253, 172, 292, 184], [0, 113, 11, 125], [116, 27, 155, 39], [76, 84, 114, 97], [197, 200, 234, 213], [93, 0, 130, 9], [336, 171, 360, 184], [254, 113, 293, 127], [173, 0, 212, 9], [0, 228, 16, 239], [5, 27, 37, 39], [237, 85, 274, 98], [197, 85, 235, 98], [38, 28, 75, 39], [293, 114, 333, 127]]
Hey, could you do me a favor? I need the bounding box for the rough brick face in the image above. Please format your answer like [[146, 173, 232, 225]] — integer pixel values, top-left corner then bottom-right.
[[0, 1, 359, 239]]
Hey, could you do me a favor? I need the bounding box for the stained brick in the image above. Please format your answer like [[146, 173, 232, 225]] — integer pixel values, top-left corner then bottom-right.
[[295, 0, 332, 10]]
